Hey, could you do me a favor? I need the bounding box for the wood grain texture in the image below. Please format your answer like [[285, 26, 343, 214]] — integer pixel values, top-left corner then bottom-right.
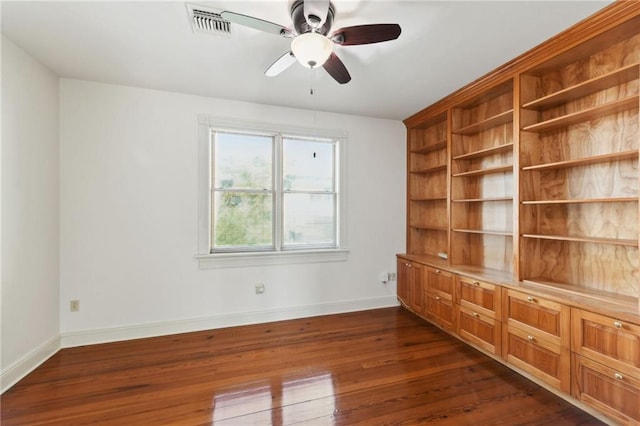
[[0, 308, 606, 426], [573, 353, 640, 425], [521, 238, 639, 297], [450, 232, 514, 273], [407, 115, 449, 256]]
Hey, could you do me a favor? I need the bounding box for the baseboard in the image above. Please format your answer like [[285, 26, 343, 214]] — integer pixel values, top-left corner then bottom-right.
[[1, 335, 61, 394], [61, 295, 399, 348]]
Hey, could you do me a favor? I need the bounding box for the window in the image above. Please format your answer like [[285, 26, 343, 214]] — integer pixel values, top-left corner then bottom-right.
[[197, 116, 348, 267]]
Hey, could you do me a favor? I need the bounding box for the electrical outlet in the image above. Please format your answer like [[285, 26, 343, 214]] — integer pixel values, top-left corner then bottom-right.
[[388, 272, 397, 281], [255, 283, 265, 294], [70, 300, 80, 312]]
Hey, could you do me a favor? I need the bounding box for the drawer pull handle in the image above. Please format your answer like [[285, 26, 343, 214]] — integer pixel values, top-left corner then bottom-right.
[[473, 281, 480, 286], [407, 264, 411, 268], [435, 269, 441, 274], [613, 321, 623, 329], [527, 296, 535, 302], [527, 335, 534, 342], [614, 373, 623, 380], [472, 312, 479, 318], [435, 296, 441, 301]]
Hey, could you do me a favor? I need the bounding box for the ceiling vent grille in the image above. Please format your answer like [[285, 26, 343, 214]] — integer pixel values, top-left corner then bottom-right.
[[187, 4, 231, 35]]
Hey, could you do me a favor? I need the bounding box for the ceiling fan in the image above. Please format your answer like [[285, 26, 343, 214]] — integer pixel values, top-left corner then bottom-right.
[[220, 0, 401, 84]]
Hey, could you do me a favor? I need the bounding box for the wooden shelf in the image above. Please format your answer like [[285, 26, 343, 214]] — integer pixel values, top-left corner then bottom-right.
[[453, 110, 513, 135], [522, 150, 638, 171], [410, 139, 447, 154], [521, 95, 639, 133], [410, 196, 448, 202], [452, 197, 513, 203], [452, 165, 512, 177], [521, 197, 638, 205], [410, 164, 447, 175], [522, 278, 639, 311], [522, 233, 638, 247], [522, 63, 640, 110], [452, 143, 513, 161], [453, 229, 513, 236], [411, 225, 448, 232]]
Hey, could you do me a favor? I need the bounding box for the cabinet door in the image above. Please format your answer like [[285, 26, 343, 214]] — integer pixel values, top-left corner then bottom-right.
[[425, 291, 455, 331], [573, 354, 640, 425], [572, 308, 640, 380], [458, 305, 501, 355], [396, 259, 424, 315], [503, 323, 570, 393], [502, 289, 570, 348], [457, 276, 501, 319], [425, 266, 454, 298], [396, 258, 410, 306], [408, 262, 425, 315]]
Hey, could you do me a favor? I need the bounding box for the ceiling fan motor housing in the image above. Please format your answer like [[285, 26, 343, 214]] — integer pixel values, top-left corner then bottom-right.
[[291, 0, 335, 35]]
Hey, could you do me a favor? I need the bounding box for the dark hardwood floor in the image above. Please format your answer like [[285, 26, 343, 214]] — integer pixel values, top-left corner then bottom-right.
[[1, 307, 604, 425]]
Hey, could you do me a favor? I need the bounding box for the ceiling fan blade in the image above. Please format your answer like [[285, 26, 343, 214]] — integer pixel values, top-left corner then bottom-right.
[[265, 51, 297, 77], [323, 53, 351, 84], [220, 11, 293, 37], [331, 24, 401, 46], [304, 0, 330, 28]]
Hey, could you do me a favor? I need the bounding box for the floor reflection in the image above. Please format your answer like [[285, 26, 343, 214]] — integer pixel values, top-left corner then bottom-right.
[[212, 373, 336, 425]]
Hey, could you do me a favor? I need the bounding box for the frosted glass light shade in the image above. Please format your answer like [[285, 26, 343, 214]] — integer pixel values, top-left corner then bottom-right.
[[291, 33, 333, 68]]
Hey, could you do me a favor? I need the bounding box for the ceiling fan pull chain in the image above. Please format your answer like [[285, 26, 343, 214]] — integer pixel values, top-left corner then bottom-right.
[[310, 67, 316, 95]]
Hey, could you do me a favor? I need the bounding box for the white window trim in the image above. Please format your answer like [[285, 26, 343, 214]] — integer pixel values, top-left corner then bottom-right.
[[196, 115, 349, 269]]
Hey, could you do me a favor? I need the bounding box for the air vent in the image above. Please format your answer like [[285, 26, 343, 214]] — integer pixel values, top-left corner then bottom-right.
[[187, 4, 231, 35]]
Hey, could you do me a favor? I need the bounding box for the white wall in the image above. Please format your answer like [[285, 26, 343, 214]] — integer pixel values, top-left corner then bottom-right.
[[59, 79, 406, 344], [1, 35, 60, 390]]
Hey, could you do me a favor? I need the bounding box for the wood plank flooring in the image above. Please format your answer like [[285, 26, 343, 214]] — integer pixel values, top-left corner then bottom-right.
[[1, 307, 604, 425]]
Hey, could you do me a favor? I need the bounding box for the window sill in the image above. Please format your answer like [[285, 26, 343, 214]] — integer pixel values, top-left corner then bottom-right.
[[195, 249, 350, 269]]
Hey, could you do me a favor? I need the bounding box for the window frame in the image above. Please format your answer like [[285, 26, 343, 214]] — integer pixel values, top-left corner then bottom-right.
[[196, 116, 349, 268]]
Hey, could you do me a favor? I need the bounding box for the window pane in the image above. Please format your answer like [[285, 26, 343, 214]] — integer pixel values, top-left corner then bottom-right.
[[214, 132, 272, 190], [283, 138, 334, 191], [283, 193, 335, 247], [213, 191, 273, 250]]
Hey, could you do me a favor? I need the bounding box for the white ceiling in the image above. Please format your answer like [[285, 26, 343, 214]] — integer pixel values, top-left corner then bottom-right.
[[1, 1, 612, 120]]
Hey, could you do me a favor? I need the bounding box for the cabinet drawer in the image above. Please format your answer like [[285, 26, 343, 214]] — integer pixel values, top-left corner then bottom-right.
[[502, 289, 570, 348], [425, 291, 455, 331], [457, 276, 501, 319], [572, 308, 640, 379], [503, 323, 570, 393], [425, 266, 454, 298], [573, 353, 640, 425], [458, 305, 500, 356]]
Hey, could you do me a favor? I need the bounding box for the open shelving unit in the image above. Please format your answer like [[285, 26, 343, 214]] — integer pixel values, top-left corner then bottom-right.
[[450, 79, 515, 273], [519, 23, 640, 301], [406, 112, 449, 257]]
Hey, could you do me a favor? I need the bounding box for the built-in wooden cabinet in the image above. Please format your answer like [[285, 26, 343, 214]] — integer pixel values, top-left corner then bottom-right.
[[456, 276, 501, 355], [502, 289, 571, 393], [398, 3, 640, 424], [424, 266, 455, 331], [571, 309, 640, 424]]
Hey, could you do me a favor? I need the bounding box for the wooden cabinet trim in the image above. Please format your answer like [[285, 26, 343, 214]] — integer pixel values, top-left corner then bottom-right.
[[404, 2, 640, 127]]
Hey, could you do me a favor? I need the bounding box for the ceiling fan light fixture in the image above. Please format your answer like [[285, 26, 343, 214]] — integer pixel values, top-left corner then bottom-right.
[[291, 32, 333, 68]]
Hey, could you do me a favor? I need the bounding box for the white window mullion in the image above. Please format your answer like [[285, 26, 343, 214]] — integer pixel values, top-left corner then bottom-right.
[[274, 133, 283, 251]]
